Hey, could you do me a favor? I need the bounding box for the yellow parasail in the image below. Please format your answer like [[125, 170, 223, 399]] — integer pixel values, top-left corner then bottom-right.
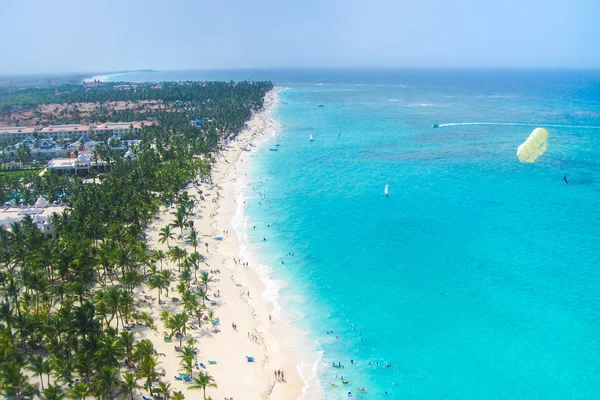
[[517, 127, 548, 163]]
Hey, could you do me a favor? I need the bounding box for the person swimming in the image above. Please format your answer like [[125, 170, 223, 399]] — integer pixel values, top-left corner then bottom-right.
[[564, 175, 569, 184]]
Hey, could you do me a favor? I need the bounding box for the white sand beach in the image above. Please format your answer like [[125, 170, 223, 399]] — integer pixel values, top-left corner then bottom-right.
[[135, 87, 305, 400]]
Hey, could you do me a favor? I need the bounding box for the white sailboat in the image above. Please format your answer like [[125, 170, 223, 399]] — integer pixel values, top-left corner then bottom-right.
[[310, 134, 314, 141], [384, 184, 389, 197]]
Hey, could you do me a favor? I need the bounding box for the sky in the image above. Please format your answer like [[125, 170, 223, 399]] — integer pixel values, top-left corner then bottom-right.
[[1, 0, 599, 74]]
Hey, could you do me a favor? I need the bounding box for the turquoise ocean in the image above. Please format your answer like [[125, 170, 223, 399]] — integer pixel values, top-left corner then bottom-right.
[[106, 70, 600, 399]]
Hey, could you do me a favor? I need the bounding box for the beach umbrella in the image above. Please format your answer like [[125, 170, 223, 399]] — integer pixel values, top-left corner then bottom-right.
[[517, 127, 548, 163]]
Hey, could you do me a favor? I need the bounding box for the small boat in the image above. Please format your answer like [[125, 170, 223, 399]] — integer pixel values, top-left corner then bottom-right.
[[276, 137, 280, 146], [269, 148, 278, 152], [384, 184, 389, 197], [432, 124, 439, 128], [318, 104, 325, 108], [310, 134, 314, 141]]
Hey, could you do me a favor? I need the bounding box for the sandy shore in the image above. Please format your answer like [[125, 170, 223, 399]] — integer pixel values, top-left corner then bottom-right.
[[137, 87, 305, 400]]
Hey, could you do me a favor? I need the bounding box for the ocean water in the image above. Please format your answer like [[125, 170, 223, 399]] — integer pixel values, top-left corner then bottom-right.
[[109, 70, 600, 399]]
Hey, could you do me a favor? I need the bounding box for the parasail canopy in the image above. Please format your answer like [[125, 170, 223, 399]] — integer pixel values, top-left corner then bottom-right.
[[517, 127, 548, 163]]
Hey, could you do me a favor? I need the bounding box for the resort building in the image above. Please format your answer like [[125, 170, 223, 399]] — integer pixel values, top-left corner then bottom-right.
[[47, 152, 108, 174], [0, 121, 155, 142], [0, 126, 36, 141], [0, 196, 63, 237]]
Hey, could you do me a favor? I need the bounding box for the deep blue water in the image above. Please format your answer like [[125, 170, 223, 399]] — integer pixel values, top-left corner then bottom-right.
[[109, 70, 600, 399]]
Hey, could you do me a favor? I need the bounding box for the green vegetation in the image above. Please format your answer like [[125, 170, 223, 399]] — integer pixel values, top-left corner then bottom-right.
[[0, 169, 41, 179], [0, 80, 272, 399]]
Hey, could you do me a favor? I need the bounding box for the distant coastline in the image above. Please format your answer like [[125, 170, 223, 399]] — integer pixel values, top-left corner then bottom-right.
[[82, 69, 157, 83]]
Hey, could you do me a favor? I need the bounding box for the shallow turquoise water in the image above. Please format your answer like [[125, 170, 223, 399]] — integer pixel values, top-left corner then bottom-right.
[[244, 74, 600, 399], [111, 70, 600, 399]]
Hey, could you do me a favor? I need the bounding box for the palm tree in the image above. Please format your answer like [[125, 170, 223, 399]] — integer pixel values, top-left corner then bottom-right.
[[189, 371, 217, 399], [120, 372, 141, 400], [172, 391, 185, 400], [42, 384, 65, 400], [27, 354, 51, 390], [155, 382, 172, 400], [120, 331, 135, 362], [158, 225, 174, 248], [167, 312, 188, 347], [0, 361, 30, 400], [171, 211, 188, 236], [147, 274, 164, 303], [178, 345, 196, 377], [199, 271, 213, 293], [169, 246, 187, 272], [67, 383, 90, 400], [188, 228, 199, 254], [153, 249, 167, 271], [188, 251, 204, 280], [138, 356, 159, 397], [94, 365, 121, 400], [95, 335, 125, 368]]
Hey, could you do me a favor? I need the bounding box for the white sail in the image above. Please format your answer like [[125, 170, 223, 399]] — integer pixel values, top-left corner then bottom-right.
[[384, 184, 389, 196], [310, 134, 314, 141]]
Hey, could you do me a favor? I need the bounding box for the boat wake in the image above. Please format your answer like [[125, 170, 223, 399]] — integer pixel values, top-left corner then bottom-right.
[[437, 122, 600, 129]]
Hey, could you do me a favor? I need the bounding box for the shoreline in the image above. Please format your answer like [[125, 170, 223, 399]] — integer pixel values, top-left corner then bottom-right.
[[142, 87, 309, 399]]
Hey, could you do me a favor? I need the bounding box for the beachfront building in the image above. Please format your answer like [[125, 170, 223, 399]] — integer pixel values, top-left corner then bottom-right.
[[0, 196, 63, 238], [0, 126, 36, 141], [70, 132, 98, 151], [15, 135, 65, 157], [1, 121, 155, 142], [47, 152, 109, 175]]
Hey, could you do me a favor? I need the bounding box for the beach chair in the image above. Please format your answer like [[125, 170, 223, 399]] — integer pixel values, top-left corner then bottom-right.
[[163, 336, 172, 343], [212, 319, 220, 325], [208, 360, 217, 365], [210, 301, 218, 306], [174, 375, 183, 381], [246, 356, 255, 362], [143, 396, 153, 400]]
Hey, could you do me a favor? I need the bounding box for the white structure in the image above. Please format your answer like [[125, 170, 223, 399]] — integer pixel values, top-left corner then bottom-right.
[[34, 196, 50, 208], [0, 126, 36, 141], [1, 121, 154, 142], [47, 152, 106, 173], [0, 202, 64, 231], [124, 147, 135, 159]]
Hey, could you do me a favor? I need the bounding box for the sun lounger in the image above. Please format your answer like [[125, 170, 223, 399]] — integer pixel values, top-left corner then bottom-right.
[[208, 360, 217, 365], [210, 301, 217, 306], [179, 373, 190, 379], [164, 336, 172, 342], [246, 356, 255, 362], [212, 319, 220, 325], [143, 396, 152, 400], [174, 375, 183, 381]]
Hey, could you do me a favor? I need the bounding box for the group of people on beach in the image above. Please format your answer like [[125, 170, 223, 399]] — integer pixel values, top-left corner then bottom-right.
[[274, 369, 286, 381], [233, 258, 249, 267], [247, 332, 261, 343]]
